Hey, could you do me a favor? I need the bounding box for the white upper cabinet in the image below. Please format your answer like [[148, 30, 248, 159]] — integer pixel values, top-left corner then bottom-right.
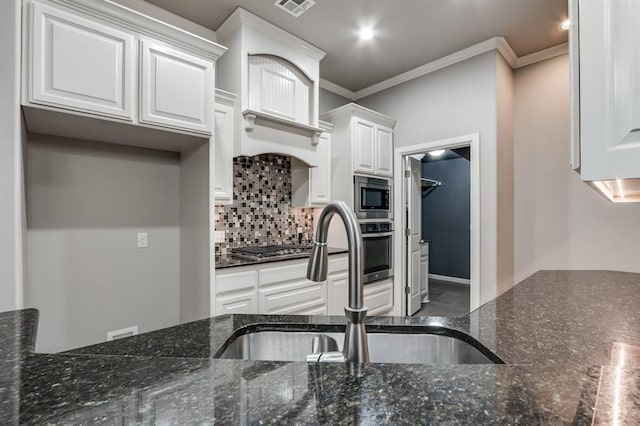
[[215, 8, 327, 167], [22, 0, 227, 151], [571, 0, 640, 200], [28, 1, 135, 120], [322, 103, 396, 182], [140, 41, 212, 134], [213, 90, 236, 205]]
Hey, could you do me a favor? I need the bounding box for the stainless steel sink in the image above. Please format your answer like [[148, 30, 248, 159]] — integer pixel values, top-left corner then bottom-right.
[[217, 330, 499, 364]]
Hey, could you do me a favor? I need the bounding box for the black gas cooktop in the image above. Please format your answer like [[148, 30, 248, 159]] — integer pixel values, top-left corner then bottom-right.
[[231, 244, 312, 260]]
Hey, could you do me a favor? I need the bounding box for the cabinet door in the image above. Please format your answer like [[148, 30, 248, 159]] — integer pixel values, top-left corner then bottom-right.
[[364, 279, 393, 316], [578, 0, 640, 181], [327, 272, 348, 315], [29, 2, 135, 120], [215, 269, 258, 315], [352, 118, 375, 175], [140, 40, 212, 134], [375, 125, 394, 177], [213, 101, 234, 204], [309, 132, 331, 205], [420, 255, 429, 297]]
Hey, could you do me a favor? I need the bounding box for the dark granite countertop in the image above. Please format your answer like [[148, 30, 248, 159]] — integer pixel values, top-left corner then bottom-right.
[[215, 246, 348, 269], [3, 270, 640, 424]]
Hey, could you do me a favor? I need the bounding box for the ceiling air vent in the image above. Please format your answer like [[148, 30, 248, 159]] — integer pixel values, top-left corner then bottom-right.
[[274, 0, 316, 17]]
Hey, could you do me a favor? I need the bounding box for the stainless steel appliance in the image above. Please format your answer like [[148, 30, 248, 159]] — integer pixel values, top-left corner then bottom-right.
[[354, 176, 392, 220], [361, 221, 393, 284], [232, 245, 311, 260]]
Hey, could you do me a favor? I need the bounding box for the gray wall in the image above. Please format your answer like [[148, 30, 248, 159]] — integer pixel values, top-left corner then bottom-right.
[[25, 135, 181, 352], [514, 55, 640, 281], [422, 157, 471, 279], [319, 88, 351, 113], [0, 0, 24, 312], [358, 51, 512, 303]]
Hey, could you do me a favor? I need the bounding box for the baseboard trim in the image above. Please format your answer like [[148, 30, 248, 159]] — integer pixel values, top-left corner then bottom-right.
[[429, 274, 470, 285]]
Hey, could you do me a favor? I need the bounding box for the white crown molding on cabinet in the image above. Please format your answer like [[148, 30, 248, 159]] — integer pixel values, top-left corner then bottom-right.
[[50, 0, 227, 60], [216, 7, 326, 61], [514, 42, 569, 69], [319, 78, 357, 101], [320, 102, 397, 129], [214, 88, 237, 107], [320, 37, 568, 101]]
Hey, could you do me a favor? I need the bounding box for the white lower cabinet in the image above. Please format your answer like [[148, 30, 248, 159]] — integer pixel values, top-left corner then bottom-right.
[[214, 253, 394, 316], [214, 269, 258, 315], [364, 279, 394, 316]]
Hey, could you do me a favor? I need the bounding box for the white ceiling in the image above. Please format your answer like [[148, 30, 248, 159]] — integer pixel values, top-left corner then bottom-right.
[[144, 0, 568, 92]]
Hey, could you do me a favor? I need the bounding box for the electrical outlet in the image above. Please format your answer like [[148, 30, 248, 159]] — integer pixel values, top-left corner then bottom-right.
[[107, 326, 138, 341], [137, 232, 148, 248], [214, 230, 226, 243]]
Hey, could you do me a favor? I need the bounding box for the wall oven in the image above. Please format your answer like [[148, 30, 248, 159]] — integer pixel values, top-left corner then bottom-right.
[[361, 222, 394, 284], [354, 176, 392, 220]]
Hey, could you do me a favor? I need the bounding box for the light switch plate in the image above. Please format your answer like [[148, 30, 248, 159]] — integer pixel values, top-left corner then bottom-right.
[[137, 232, 148, 248]]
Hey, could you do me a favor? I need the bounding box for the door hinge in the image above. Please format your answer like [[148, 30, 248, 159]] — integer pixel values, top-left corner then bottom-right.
[[405, 286, 411, 295], [405, 228, 411, 237], [404, 170, 411, 178]]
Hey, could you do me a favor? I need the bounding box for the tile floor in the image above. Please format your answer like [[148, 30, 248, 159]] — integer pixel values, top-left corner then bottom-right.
[[413, 278, 470, 317]]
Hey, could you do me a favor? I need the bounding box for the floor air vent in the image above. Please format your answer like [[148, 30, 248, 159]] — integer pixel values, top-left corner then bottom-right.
[[274, 0, 316, 17]]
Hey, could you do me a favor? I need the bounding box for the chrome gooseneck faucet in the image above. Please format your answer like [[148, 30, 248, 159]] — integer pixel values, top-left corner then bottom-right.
[[306, 201, 370, 363]]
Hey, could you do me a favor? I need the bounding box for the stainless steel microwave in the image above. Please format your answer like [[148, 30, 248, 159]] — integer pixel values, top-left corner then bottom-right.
[[354, 176, 392, 220]]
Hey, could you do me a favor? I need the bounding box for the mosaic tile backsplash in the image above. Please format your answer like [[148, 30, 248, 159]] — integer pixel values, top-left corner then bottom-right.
[[214, 154, 316, 256]]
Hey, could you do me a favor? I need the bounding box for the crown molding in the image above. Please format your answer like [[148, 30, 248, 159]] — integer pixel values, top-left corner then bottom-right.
[[214, 89, 237, 107], [216, 7, 326, 61], [514, 42, 569, 69], [320, 102, 397, 129], [50, 0, 227, 60], [319, 38, 568, 101], [319, 79, 357, 100]]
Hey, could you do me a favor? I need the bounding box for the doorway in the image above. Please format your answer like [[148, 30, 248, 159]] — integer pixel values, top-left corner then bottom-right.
[[392, 134, 480, 317]]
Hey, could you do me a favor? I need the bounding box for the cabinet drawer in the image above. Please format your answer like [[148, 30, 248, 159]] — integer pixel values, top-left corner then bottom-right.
[[216, 269, 258, 295], [259, 261, 308, 286], [259, 280, 327, 315], [215, 291, 257, 315], [364, 280, 393, 316]]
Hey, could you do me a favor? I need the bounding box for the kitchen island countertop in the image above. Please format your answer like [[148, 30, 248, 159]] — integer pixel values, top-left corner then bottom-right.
[[3, 270, 640, 424]]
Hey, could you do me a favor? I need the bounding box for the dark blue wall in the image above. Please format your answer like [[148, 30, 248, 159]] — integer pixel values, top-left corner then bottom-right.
[[421, 157, 470, 279]]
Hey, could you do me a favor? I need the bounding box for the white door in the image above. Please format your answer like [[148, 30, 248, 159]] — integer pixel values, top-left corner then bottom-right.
[[406, 157, 423, 315]]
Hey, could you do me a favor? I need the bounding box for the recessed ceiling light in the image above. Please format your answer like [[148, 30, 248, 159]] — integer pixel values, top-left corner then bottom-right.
[[559, 19, 570, 31], [358, 27, 375, 40], [429, 149, 445, 157]]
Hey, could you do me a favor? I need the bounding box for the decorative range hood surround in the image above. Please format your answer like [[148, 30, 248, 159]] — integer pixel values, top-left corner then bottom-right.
[[216, 8, 327, 167]]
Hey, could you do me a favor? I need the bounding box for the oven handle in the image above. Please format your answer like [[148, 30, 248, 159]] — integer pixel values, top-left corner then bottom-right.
[[362, 232, 394, 238]]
